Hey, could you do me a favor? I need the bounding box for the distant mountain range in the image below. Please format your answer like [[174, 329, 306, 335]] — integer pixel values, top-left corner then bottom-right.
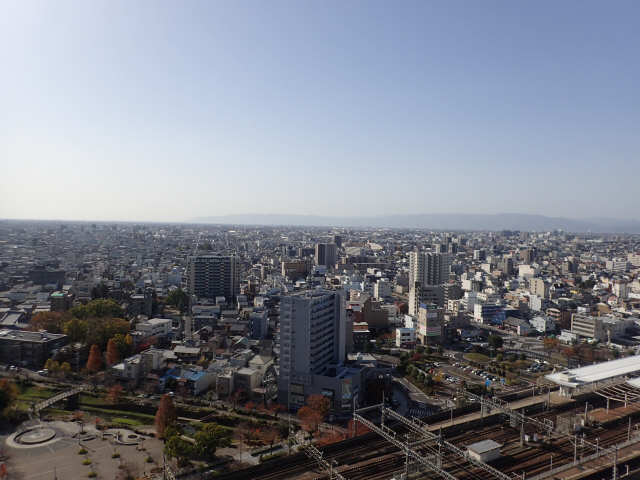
[[192, 213, 640, 233]]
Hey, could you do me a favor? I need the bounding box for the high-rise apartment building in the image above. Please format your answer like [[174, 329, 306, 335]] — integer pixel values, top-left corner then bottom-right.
[[278, 289, 359, 411], [186, 255, 239, 301], [279, 290, 346, 382], [315, 243, 337, 268], [529, 277, 549, 299], [408, 252, 450, 316], [409, 251, 451, 286], [416, 304, 443, 345]]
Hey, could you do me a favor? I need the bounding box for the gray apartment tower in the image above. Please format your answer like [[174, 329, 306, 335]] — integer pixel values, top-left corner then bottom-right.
[[186, 255, 239, 301], [409, 251, 451, 286], [278, 289, 360, 411], [315, 243, 337, 268]]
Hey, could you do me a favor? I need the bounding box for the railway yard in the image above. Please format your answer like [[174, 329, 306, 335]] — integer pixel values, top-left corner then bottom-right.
[[215, 391, 640, 480]]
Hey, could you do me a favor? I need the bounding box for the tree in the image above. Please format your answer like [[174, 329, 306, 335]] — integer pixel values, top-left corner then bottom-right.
[[258, 427, 282, 452], [155, 394, 177, 438], [164, 426, 193, 467], [110, 333, 133, 360], [0, 379, 18, 417], [63, 317, 88, 343], [107, 384, 124, 404], [86, 344, 103, 372], [488, 335, 503, 350], [86, 317, 130, 350], [59, 362, 72, 377], [194, 423, 231, 462], [91, 282, 110, 300], [543, 337, 559, 353], [30, 312, 69, 333], [307, 394, 330, 421], [44, 358, 60, 373], [166, 288, 189, 313], [269, 403, 286, 418], [106, 338, 120, 366], [71, 299, 123, 320]]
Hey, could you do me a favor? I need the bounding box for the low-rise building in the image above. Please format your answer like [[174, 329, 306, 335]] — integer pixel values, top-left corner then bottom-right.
[[395, 327, 416, 348], [0, 329, 68, 368]]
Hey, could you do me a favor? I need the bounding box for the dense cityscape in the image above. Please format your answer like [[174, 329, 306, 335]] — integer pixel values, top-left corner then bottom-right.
[[1, 219, 640, 479]]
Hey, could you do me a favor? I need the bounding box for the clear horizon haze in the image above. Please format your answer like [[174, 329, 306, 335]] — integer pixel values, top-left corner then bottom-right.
[[1, 0, 639, 222]]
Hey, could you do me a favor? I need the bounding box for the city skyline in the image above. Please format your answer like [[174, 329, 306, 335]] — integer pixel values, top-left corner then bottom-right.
[[2, 0, 640, 222]]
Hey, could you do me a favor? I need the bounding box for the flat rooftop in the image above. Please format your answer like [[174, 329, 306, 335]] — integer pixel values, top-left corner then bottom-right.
[[0, 329, 66, 343], [467, 439, 502, 454], [546, 355, 640, 387]]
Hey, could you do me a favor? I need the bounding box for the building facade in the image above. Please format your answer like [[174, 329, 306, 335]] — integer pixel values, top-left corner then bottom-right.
[[186, 255, 239, 301]]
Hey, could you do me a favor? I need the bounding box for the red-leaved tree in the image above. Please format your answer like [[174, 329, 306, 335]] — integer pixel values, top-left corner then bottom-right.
[[106, 338, 120, 366], [86, 344, 103, 372], [155, 394, 177, 438]]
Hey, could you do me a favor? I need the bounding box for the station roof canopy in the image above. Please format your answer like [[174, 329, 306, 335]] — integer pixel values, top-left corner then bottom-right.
[[546, 355, 640, 388]]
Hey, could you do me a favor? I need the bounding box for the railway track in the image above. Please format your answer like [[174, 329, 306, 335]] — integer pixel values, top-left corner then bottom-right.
[[214, 393, 634, 480]]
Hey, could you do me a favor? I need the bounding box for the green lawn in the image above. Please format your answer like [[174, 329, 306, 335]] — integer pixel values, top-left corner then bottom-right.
[[18, 386, 59, 402], [464, 353, 490, 363], [111, 417, 145, 427]]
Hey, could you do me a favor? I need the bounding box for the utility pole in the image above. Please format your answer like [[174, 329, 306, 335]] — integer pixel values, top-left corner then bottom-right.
[[612, 444, 618, 480], [574, 435, 577, 465], [628, 417, 632, 442]]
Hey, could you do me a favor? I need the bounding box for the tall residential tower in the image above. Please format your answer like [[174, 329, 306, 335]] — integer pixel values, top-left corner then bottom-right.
[[186, 255, 239, 301]]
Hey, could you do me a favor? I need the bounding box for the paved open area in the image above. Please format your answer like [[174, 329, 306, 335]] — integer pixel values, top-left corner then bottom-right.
[[2, 421, 165, 480]]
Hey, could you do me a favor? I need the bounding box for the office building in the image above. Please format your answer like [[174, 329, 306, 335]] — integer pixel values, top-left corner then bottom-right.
[[315, 243, 337, 268], [570, 314, 606, 341], [186, 255, 239, 301]]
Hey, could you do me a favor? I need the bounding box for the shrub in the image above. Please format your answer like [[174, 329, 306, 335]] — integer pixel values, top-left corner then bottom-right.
[[146, 456, 153, 463], [82, 459, 92, 465], [88, 472, 97, 478], [78, 448, 88, 455], [112, 453, 120, 458]]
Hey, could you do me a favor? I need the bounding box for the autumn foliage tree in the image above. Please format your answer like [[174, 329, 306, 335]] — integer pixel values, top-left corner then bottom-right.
[[86, 344, 103, 372], [30, 311, 70, 333], [297, 394, 330, 435], [155, 394, 177, 438], [258, 427, 281, 452], [107, 384, 124, 404], [106, 338, 120, 366], [269, 403, 286, 418], [307, 394, 330, 420], [0, 379, 18, 418], [347, 418, 371, 437]]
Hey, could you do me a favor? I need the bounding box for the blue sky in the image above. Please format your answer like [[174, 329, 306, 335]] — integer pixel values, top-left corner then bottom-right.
[[1, 0, 639, 222]]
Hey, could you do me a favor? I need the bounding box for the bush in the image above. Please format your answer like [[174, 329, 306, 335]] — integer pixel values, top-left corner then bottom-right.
[[82, 459, 92, 465], [146, 456, 153, 463], [78, 448, 88, 455], [112, 453, 120, 458], [88, 472, 97, 478]]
